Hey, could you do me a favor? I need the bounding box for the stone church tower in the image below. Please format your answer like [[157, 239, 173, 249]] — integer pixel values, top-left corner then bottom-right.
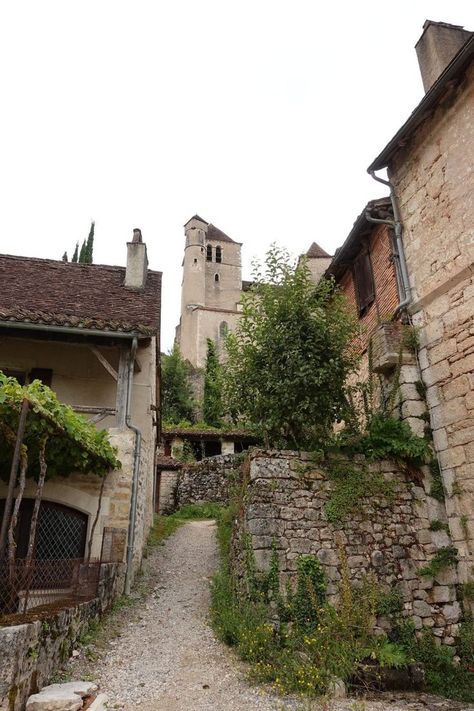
[[176, 215, 243, 369]]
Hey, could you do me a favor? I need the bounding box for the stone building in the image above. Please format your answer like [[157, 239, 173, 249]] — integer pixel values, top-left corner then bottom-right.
[[0, 231, 161, 590], [175, 215, 244, 370]]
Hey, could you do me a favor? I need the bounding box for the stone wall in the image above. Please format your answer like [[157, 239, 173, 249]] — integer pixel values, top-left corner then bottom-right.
[[232, 450, 462, 644], [389, 62, 474, 576], [0, 563, 123, 711], [176, 454, 244, 509]]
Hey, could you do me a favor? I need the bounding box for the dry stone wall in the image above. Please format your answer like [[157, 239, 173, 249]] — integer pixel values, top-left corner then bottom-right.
[[232, 450, 462, 645], [176, 454, 244, 509]]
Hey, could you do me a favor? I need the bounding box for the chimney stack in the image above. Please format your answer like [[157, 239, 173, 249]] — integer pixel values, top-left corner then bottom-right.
[[125, 228, 148, 289], [415, 20, 472, 93]]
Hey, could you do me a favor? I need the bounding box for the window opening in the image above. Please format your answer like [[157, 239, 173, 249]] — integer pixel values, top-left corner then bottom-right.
[[219, 321, 228, 338], [353, 251, 375, 315], [214, 273, 220, 283], [215, 246, 222, 263], [206, 245, 213, 261]]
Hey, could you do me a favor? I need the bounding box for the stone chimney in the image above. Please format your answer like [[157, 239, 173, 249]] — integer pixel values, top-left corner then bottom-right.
[[415, 20, 472, 93], [125, 228, 148, 289]]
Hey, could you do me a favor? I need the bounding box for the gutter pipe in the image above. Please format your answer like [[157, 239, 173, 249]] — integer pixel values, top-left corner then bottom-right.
[[367, 170, 411, 318], [0, 320, 148, 340], [124, 336, 143, 595]]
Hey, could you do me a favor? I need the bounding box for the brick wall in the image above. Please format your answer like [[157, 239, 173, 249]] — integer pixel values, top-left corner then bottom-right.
[[338, 224, 399, 354]]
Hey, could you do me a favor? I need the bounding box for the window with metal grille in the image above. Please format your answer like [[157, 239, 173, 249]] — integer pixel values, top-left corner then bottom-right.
[[215, 246, 222, 263], [0, 499, 87, 560], [353, 251, 375, 315], [206, 245, 213, 261]]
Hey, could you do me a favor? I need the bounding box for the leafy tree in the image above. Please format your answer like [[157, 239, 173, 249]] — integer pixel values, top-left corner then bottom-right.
[[224, 244, 358, 448], [71, 242, 79, 263], [162, 344, 195, 424], [203, 338, 223, 427]]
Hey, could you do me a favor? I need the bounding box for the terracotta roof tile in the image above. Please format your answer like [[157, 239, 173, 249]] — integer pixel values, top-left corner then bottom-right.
[[0, 254, 161, 335]]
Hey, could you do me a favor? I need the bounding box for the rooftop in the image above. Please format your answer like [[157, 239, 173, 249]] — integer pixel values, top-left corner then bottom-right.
[[0, 254, 161, 336], [306, 242, 331, 259]]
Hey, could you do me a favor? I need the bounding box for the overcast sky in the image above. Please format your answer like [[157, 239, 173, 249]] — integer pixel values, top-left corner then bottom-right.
[[2, 1, 473, 351]]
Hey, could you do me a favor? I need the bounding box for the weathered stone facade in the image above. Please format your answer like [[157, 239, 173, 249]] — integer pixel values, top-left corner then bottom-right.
[[0, 563, 122, 711], [389, 63, 474, 578], [175, 454, 244, 510], [231, 450, 462, 644]]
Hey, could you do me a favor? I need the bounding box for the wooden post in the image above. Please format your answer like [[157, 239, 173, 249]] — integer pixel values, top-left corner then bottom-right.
[[0, 398, 29, 559], [115, 349, 130, 428]]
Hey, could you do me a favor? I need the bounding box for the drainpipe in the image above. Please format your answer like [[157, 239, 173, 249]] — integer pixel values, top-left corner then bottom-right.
[[124, 337, 142, 595], [367, 170, 411, 318]]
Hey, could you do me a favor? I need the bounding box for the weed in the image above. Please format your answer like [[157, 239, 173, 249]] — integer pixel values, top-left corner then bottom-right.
[[429, 520, 449, 532], [418, 546, 458, 577]]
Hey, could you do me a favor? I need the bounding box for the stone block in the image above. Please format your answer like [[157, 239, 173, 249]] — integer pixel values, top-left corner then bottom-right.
[[431, 586, 453, 604], [443, 601, 461, 623], [413, 599, 432, 617], [26, 690, 83, 711]]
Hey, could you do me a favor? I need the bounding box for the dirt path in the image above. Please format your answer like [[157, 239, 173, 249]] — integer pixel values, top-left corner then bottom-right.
[[66, 521, 472, 710]]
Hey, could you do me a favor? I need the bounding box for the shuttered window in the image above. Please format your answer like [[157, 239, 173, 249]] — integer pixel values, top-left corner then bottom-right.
[[353, 251, 375, 315]]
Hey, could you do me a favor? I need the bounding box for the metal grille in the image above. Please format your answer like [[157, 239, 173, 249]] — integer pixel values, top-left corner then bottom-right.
[[0, 558, 103, 622], [36, 505, 87, 560]]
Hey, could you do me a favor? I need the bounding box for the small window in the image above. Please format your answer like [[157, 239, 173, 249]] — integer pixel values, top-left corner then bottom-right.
[[193, 258, 197, 264], [214, 273, 220, 283], [215, 246, 222, 263], [206, 245, 213, 262], [353, 251, 375, 315], [1, 369, 27, 385], [30, 368, 53, 387]]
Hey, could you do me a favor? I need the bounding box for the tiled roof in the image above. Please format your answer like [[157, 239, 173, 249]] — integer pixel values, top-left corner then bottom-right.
[[306, 242, 331, 258], [0, 254, 161, 336], [206, 224, 237, 244], [156, 456, 183, 470]]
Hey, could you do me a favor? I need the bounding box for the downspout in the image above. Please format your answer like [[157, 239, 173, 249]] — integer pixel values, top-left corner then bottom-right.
[[367, 169, 411, 318], [124, 336, 142, 595]]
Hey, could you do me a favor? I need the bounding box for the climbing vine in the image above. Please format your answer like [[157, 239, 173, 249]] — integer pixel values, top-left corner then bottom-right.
[[0, 371, 120, 480]]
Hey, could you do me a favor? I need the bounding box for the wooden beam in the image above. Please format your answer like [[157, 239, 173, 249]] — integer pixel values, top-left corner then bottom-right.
[[89, 346, 118, 381], [72, 406, 117, 415], [116, 349, 129, 428]]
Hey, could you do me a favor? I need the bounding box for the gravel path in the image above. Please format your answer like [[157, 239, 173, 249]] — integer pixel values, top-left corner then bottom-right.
[[67, 520, 473, 711]]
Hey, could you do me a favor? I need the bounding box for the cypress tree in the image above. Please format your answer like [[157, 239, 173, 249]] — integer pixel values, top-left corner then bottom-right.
[[62, 252, 68, 262], [78, 240, 87, 263], [162, 345, 195, 424], [203, 338, 223, 427], [71, 242, 79, 263], [85, 221, 95, 264]]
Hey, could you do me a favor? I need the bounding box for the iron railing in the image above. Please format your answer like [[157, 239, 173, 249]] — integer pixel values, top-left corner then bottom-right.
[[0, 558, 105, 622]]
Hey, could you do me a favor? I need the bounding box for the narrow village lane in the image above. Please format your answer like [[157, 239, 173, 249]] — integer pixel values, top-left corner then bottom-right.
[[71, 521, 471, 711]]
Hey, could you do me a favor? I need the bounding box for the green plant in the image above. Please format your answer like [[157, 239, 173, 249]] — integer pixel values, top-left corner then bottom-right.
[[203, 338, 223, 427], [418, 546, 458, 577], [161, 344, 195, 424], [376, 588, 404, 617], [292, 555, 327, 632], [223, 245, 358, 448], [459, 581, 474, 602], [460, 515, 469, 540], [429, 520, 449, 532], [325, 461, 394, 524], [402, 325, 420, 351], [429, 459, 445, 501], [147, 503, 223, 549], [414, 380, 427, 400]]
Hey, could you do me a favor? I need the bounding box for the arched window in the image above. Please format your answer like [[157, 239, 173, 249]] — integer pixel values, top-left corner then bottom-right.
[[214, 273, 220, 283], [219, 321, 228, 338], [206, 245, 213, 262], [215, 246, 222, 263]]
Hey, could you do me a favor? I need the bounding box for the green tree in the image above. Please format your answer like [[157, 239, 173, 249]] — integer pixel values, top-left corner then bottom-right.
[[224, 244, 358, 448], [162, 344, 195, 424], [71, 242, 79, 263], [84, 220, 94, 264], [78, 240, 87, 263], [62, 251, 68, 262], [203, 338, 223, 427]]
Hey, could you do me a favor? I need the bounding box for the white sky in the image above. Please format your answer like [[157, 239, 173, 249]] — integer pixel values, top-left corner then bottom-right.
[[2, 1, 474, 351]]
